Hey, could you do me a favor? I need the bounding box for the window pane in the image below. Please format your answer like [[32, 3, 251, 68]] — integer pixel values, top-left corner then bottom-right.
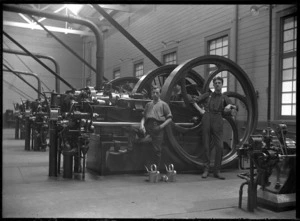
[[282, 81, 293, 92], [292, 80, 296, 91], [284, 17, 294, 30], [280, 15, 296, 117], [281, 105, 291, 115], [283, 41, 294, 52], [282, 69, 293, 80], [292, 92, 296, 103], [283, 58, 293, 69], [222, 47, 228, 56], [284, 29, 294, 41], [163, 52, 177, 65], [292, 105, 296, 116], [221, 71, 228, 78], [208, 35, 229, 92], [223, 37, 228, 46], [216, 48, 222, 55], [282, 93, 292, 103], [216, 38, 222, 48]]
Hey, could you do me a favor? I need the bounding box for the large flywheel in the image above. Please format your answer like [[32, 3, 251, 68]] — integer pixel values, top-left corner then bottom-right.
[[160, 55, 258, 168]]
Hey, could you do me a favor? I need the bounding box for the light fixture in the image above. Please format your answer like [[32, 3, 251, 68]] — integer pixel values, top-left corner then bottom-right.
[[161, 40, 181, 48], [65, 4, 83, 15], [250, 5, 272, 17], [250, 5, 260, 16]]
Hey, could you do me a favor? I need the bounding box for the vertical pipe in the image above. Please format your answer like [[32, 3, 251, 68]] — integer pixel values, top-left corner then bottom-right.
[[267, 5, 272, 127], [83, 38, 86, 87], [15, 117, 20, 139], [233, 5, 239, 92], [24, 117, 31, 151], [248, 154, 255, 212], [49, 120, 58, 177]]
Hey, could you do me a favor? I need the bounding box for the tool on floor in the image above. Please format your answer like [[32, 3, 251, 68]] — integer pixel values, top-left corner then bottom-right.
[[145, 164, 160, 183], [165, 164, 176, 182]]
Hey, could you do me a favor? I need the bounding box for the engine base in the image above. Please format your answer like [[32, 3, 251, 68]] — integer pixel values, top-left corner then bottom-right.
[[257, 188, 296, 212]]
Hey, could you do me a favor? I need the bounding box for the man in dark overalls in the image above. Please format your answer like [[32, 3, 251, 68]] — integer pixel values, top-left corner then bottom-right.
[[189, 76, 237, 179], [139, 85, 173, 168]]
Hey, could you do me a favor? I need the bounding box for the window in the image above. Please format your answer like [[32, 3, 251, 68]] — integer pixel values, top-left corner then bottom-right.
[[134, 62, 144, 78], [113, 68, 121, 79], [163, 51, 177, 64], [279, 14, 297, 117], [207, 35, 229, 92]]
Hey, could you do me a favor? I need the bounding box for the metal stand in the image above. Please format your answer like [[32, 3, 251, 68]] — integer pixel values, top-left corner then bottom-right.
[[24, 117, 31, 151], [63, 151, 74, 179], [15, 117, 19, 139], [49, 120, 58, 177]]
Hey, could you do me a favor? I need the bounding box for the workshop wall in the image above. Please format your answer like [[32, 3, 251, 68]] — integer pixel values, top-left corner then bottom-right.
[[100, 4, 296, 134]]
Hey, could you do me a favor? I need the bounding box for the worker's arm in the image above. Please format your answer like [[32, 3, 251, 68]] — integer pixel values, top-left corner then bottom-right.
[[192, 102, 205, 115]]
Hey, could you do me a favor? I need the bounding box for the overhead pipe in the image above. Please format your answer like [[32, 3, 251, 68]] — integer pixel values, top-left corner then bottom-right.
[[3, 31, 75, 90], [3, 64, 43, 99], [29, 15, 107, 83], [3, 4, 104, 90], [92, 4, 163, 67], [3, 48, 61, 93]]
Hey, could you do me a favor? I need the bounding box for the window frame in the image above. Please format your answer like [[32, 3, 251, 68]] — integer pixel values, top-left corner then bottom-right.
[[204, 29, 230, 92], [113, 67, 121, 79], [161, 47, 178, 65], [133, 60, 144, 78], [274, 7, 297, 120]]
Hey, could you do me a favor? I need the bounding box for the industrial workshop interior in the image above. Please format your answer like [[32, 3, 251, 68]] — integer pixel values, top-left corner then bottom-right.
[[2, 3, 298, 219]]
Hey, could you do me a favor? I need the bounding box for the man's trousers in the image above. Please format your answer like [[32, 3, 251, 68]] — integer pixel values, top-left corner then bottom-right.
[[202, 112, 224, 172]]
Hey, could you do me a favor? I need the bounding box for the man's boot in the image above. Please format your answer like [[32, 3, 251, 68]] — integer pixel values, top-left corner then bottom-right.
[[213, 171, 225, 180], [202, 167, 209, 178]]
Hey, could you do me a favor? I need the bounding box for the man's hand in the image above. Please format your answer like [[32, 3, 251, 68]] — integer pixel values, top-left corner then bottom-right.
[[153, 125, 162, 133], [199, 108, 205, 115], [140, 125, 146, 134], [224, 104, 233, 112]]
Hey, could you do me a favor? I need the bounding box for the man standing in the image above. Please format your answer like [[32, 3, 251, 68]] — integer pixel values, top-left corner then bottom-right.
[[189, 76, 237, 179], [139, 85, 173, 169]]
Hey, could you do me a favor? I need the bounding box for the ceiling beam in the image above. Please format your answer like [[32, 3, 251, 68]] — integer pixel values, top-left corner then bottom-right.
[[18, 13, 32, 24], [29, 4, 38, 10], [98, 4, 131, 12], [3, 21, 94, 36], [37, 5, 67, 23]]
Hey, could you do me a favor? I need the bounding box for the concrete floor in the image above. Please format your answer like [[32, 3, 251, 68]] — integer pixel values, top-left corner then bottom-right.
[[2, 128, 297, 219]]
